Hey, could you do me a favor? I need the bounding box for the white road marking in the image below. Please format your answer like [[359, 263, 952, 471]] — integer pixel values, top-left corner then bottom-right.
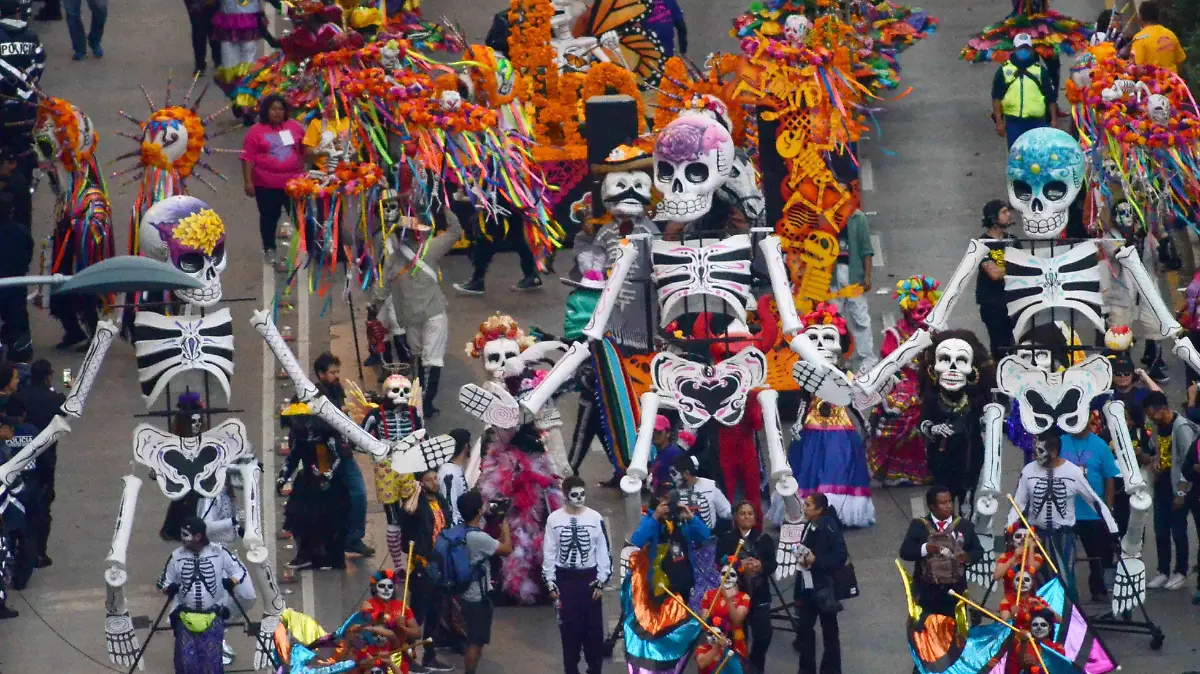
[[910, 496, 926, 520], [860, 158, 874, 192], [871, 233, 884, 268], [261, 262, 279, 605], [297, 265, 313, 616], [301, 569, 316, 617]]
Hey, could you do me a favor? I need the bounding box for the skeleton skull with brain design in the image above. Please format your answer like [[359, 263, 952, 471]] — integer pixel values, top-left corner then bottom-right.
[[1006, 127, 1085, 238], [653, 114, 735, 222], [139, 195, 227, 307]]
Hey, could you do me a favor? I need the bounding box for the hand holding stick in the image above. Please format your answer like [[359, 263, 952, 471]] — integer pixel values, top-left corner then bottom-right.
[[1006, 495, 1058, 575]]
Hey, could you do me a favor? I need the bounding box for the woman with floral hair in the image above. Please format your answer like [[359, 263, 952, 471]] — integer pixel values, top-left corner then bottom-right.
[[866, 275, 939, 487]]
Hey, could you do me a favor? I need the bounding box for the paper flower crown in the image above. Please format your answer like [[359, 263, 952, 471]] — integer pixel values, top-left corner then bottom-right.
[[465, 314, 534, 359], [800, 302, 847, 335], [893, 274, 941, 311]]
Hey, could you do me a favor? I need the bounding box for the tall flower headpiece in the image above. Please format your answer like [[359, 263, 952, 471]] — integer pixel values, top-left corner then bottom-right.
[[800, 302, 847, 335], [893, 274, 941, 311]]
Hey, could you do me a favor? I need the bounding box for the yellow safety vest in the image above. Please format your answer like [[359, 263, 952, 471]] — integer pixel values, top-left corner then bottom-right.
[[1001, 62, 1046, 119]]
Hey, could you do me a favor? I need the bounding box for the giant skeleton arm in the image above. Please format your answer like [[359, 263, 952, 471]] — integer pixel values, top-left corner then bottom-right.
[[1112, 245, 1200, 373], [236, 461, 287, 669], [105, 476, 144, 669], [964, 403, 1004, 590], [251, 310, 447, 475]]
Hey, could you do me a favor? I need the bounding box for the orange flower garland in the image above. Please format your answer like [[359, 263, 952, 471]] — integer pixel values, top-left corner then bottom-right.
[[581, 62, 645, 133], [654, 56, 747, 144], [139, 107, 205, 178], [464, 45, 517, 108], [396, 97, 499, 133], [286, 161, 384, 199], [36, 97, 96, 174]]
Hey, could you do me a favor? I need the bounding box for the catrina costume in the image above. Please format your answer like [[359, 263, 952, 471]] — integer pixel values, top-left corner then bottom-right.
[[212, 0, 275, 113]]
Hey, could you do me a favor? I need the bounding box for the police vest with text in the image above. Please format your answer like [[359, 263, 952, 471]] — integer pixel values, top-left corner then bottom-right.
[[1001, 62, 1046, 119]]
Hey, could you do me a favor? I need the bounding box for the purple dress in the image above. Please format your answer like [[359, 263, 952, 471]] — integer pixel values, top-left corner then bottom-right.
[[645, 0, 685, 57]]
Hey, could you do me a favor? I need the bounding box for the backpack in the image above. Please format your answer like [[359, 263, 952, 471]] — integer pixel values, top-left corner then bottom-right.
[[920, 518, 965, 587], [430, 525, 483, 595]]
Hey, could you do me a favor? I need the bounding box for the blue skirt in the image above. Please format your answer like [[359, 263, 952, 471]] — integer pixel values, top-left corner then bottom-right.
[[788, 428, 876, 528]]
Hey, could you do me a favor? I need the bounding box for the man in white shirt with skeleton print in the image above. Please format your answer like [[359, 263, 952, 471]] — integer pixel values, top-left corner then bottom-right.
[[1008, 435, 1118, 601], [542, 476, 611, 674]]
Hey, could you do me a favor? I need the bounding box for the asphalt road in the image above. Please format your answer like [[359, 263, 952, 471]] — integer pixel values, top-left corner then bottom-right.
[[1, 0, 1197, 672]]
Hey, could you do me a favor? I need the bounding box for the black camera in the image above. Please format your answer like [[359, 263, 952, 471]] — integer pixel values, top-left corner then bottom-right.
[[486, 496, 512, 520], [664, 490, 693, 520]]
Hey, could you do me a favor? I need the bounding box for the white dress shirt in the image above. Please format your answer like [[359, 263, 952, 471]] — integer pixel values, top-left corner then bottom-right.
[[921, 515, 955, 558]]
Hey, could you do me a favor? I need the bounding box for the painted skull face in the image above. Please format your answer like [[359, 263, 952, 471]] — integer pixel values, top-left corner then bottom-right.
[[1006, 127, 1085, 238], [139, 195, 227, 306], [653, 115, 735, 222], [382, 374, 411, 407], [783, 14, 811, 46], [373, 577, 395, 601], [721, 563, 739, 591], [141, 116, 190, 164], [1033, 440, 1050, 466], [482, 338, 521, 378], [600, 170, 652, 218], [668, 466, 684, 487], [1145, 94, 1171, 125], [1014, 569, 1035, 594], [934, 338, 973, 392], [380, 190, 402, 225], [567, 486, 587, 508], [1011, 527, 1030, 551], [1029, 615, 1052, 640], [802, 324, 843, 366], [1113, 200, 1134, 230]]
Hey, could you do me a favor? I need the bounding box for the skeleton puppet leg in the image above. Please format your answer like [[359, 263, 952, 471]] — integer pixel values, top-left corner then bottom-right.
[[582, 242, 636, 341], [104, 476, 143, 669], [965, 403, 1005, 590], [757, 390, 796, 498], [232, 461, 285, 670], [924, 241, 992, 332], [519, 342, 590, 419], [1102, 399, 1151, 616], [621, 392, 659, 496]]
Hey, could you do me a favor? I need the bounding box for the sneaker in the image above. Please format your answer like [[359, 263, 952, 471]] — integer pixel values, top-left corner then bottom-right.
[[1149, 365, 1170, 383], [422, 659, 453, 672], [513, 275, 543, 292], [91, 45, 103, 58], [71, 52, 85, 61], [1146, 572, 1169, 589], [409, 665, 430, 674], [0, 607, 18, 619], [453, 279, 485, 295], [363, 352, 382, 367], [346, 542, 376, 557], [1165, 572, 1188, 590], [287, 556, 312, 570], [34, 555, 52, 568], [194, 66, 207, 77], [265, 249, 277, 265]]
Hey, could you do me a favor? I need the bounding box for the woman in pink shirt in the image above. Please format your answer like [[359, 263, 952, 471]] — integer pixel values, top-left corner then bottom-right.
[[240, 94, 305, 263]]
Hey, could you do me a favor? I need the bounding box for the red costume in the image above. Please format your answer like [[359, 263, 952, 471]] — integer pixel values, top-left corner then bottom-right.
[[692, 295, 779, 518], [700, 589, 750, 659]]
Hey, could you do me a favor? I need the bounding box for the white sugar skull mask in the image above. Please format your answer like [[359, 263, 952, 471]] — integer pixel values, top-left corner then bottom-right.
[[381, 190, 402, 225], [382, 374, 411, 407], [1011, 527, 1030, 551], [373, 577, 395, 601], [654, 115, 735, 222], [783, 15, 811, 46], [483, 338, 521, 379], [1007, 127, 1085, 238], [139, 195, 227, 307], [601, 170, 652, 218], [802, 324, 843, 366], [141, 115, 190, 164], [1145, 94, 1171, 125], [934, 338, 974, 392]]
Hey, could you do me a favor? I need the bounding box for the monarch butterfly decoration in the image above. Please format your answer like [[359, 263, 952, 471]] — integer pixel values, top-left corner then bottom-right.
[[572, 0, 665, 86]]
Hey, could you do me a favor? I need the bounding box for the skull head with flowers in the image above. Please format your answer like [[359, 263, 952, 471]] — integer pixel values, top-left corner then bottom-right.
[[139, 195, 227, 306]]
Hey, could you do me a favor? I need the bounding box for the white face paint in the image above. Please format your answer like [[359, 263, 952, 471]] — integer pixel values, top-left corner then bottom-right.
[[1014, 569, 1035, 594], [802, 325, 842, 366], [1011, 527, 1029, 551], [934, 338, 973, 392], [668, 466, 684, 487], [567, 486, 587, 508], [721, 565, 739, 592], [482, 338, 521, 379], [1034, 441, 1050, 466], [374, 578, 395, 601], [1030, 616, 1052, 640]]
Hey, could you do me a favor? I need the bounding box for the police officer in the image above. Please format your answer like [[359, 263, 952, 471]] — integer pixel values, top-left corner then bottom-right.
[[0, 0, 45, 228], [989, 33, 1056, 149]]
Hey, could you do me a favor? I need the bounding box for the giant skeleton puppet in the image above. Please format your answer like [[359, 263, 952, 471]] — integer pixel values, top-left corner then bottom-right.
[[852, 127, 1196, 615], [457, 99, 836, 533]]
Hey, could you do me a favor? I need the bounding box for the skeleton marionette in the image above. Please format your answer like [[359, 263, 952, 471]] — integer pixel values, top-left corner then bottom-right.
[[853, 128, 1177, 612], [786, 303, 875, 528], [361, 374, 423, 571]]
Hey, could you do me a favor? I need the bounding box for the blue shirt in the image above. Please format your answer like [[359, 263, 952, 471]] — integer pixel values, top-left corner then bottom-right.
[[1059, 432, 1120, 521]]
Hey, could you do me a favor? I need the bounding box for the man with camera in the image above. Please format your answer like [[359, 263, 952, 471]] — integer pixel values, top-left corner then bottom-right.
[[630, 488, 711, 601], [455, 490, 513, 674]]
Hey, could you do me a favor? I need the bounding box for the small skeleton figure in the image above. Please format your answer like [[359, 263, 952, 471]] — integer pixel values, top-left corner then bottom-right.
[[156, 517, 255, 674], [362, 374, 422, 570], [783, 14, 811, 47], [542, 477, 611, 674]]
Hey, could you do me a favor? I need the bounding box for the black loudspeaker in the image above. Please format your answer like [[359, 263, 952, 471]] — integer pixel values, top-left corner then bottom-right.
[[756, 106, 785, 234], [585, 95, 641, 217]]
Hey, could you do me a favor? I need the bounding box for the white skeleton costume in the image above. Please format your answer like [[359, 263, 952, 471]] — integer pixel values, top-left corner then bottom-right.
[[542, 507, 612, 588], [673, 470, 732, 531], [1008, 457, 1118, 534], [851, 127, 1190, 614], [157, 541, 255, 614]]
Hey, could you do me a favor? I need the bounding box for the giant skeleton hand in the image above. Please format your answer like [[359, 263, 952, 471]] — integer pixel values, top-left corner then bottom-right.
[[105, 476, 143, 669]]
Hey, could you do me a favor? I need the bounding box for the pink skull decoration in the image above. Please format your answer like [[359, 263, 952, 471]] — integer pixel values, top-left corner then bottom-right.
[[139, 195, 227, 307], [653, 114, 734, 222]]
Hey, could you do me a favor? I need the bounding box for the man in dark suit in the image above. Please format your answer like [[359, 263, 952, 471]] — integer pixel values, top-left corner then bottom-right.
[[899, 485, 983, 617]]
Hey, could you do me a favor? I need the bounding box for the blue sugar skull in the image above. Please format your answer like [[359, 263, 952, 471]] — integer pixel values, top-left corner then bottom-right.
[[1006, 128, 1085, 238]]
